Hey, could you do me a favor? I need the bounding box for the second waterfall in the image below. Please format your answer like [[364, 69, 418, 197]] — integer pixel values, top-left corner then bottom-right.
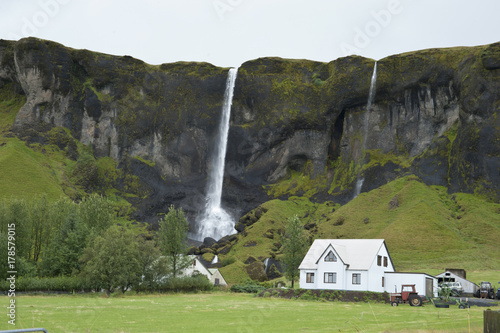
[[195, 68, 238, 241], [354, 62, 377, 198]]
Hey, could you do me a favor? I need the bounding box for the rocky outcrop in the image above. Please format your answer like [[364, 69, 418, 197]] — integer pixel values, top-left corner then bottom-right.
[[0, 37, 231, 224], [225, 46, 500, 202], [1, 37, 499, 231]]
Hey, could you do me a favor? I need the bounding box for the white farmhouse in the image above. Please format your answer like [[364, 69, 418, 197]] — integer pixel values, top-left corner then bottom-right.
[[299, 239, 395, 292], [299, 239, 438, 297]]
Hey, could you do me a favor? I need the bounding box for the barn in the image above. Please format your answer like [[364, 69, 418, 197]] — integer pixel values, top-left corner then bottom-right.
[[435, 269, 479, 296]]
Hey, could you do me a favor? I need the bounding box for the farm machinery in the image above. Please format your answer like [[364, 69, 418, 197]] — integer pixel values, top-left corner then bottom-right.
[[390, 284, 423, 306]]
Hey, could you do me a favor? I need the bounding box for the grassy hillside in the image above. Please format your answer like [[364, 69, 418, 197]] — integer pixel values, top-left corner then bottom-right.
[[220, 175, 500, 283], [0, 84, 68, 199], [0, 84, 135, 216]]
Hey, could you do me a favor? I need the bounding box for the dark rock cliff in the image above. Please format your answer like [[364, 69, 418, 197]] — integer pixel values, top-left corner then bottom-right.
[[1, 37, 499, 230]]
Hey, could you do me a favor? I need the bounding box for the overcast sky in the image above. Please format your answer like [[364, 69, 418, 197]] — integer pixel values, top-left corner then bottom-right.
[[1, 0, 499, 68]]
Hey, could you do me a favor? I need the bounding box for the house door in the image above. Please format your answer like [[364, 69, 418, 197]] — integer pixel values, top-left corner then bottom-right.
[[426, 278, 433, 297]]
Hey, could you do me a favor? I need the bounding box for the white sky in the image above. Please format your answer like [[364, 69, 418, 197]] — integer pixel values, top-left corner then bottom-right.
[[1, 0, 499, 68]]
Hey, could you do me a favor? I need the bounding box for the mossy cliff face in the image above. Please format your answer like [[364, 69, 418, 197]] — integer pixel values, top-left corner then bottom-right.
[[1, 38, 499, 227], [0, 37, 229, 222], [226, 46, 499, 203]]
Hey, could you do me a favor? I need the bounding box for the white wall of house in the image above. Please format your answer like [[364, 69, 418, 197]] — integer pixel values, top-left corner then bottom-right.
[[183, 257, 211, 277], [346, 270, 368, 291], [367, 244, 394, 292], [208, 268, 228, 286], [314, 245, 347, 290], [300, 270, 318, 289]]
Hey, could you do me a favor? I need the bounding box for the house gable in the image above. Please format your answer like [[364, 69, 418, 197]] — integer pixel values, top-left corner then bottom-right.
[[367, 241, 395, 272], [316, 244, 346, 266]]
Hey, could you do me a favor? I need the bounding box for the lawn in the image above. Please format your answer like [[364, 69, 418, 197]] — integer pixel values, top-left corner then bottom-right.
[[1, 292, 488, 332]]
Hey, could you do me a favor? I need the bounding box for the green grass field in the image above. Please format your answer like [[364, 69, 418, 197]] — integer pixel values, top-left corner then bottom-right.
[[1, 292, 490, 332]]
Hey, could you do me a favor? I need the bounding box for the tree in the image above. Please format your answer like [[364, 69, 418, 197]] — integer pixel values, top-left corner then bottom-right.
[[29, 195, 52, 262], [157, 205, 191, 278], [78, 193, 115, 234], [80, 226, 142, 293], [138, 240, 170, 289], [41, 209, 88, 277], [280, 215, 308, 288]]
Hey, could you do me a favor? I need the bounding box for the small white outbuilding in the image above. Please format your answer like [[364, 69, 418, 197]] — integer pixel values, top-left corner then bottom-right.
[[385, 272, 438, 298], [183, 256, 228, 286], [435, 270, 479, 295]]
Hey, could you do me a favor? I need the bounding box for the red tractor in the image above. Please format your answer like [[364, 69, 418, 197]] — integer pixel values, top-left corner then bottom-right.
[[390, 284, 423, 306]]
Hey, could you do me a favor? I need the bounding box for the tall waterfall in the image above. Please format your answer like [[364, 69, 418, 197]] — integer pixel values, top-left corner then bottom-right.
[[195, 68, 238, 241], [354, 62, 377, 198]]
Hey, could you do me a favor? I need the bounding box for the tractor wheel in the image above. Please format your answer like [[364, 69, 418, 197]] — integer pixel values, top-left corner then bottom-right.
[[391, 301, 399, 307], [409, 295, 422, 307]]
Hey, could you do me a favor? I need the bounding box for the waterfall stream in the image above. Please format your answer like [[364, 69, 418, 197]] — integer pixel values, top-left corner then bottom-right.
[[194, 68, 238, 241], [354, 62, 377, 198]]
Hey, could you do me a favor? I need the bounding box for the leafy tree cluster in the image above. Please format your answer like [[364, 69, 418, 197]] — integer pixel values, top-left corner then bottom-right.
[[0, 197, 202, 293], [0, 194, 114, 279]]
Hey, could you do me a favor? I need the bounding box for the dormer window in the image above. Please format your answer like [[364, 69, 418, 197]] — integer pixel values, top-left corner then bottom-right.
[[324, 251, 337, 262]]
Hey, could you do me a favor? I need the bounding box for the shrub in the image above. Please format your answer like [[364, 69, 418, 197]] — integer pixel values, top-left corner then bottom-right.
[[299, 290, 317, 301], [136, 276, 213, 293], [334, 216, 345, 226], [0, 276, 96, 293], [230, 281, 266, 294], [221, 257, 236, 267]]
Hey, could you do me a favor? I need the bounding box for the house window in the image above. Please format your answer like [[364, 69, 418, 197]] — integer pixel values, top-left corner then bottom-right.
[[215, 278, 220, 286], [352, 273, 361, 285], [193, 260, 196, 267], [383, 256, 388, 267], [377, 255, 382, 266], [324, 251, 337, 262], [306, 273, 315, 283], [324, 272, 337, 284], [382, 277, 385, 287]]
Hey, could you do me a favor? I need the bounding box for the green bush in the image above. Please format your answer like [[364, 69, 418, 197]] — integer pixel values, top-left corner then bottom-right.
[[299, 290, 316, 301], [136, 276, 213, 293], [220, 257, 236, 267], [230, 281, 266, 293], [0, 276, 96, 293], [0, 275, 213, 294]]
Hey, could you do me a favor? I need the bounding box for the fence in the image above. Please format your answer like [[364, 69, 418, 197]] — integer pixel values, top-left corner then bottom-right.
[[484, 309, 500, 333]]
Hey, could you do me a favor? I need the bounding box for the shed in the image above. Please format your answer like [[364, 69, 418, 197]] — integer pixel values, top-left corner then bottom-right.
[[385, 272, 438, 297], [435, 270, 479, 295]]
